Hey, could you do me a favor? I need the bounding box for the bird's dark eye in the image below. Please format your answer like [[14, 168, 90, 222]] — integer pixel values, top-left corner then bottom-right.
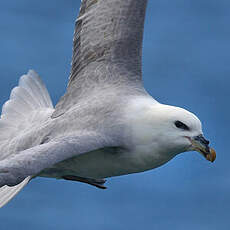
[[174, 121, 189, 131]]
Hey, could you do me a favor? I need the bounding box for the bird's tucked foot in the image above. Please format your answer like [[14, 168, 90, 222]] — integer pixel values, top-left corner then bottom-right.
[[62, 175, 107, 189]]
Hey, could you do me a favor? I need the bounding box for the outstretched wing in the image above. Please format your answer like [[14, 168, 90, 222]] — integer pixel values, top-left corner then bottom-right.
[[52, 0, 148, 117], [0, 132, 119, 187]]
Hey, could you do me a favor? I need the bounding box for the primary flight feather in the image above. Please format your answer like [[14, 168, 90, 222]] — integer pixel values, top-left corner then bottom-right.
[[0, 0, 216, 208]]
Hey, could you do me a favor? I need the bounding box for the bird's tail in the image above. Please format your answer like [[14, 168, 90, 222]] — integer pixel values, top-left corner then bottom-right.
[[0, 70, 54, 208]]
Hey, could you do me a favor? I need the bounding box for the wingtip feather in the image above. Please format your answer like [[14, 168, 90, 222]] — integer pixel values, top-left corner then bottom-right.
[[0, 176, 31, 208]]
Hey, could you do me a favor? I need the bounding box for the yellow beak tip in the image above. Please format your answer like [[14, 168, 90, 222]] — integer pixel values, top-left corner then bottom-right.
[[206, 148, 216, 162]]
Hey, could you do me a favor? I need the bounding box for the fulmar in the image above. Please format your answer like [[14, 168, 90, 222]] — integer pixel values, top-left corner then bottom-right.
[[0, 0, 216, 208]]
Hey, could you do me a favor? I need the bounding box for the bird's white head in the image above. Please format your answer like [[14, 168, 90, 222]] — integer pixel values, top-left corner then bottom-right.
[[126, 97, 216, 163]]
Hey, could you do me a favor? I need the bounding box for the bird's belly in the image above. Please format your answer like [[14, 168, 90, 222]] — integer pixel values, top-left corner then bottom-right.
[[39, 147, 173, 179]]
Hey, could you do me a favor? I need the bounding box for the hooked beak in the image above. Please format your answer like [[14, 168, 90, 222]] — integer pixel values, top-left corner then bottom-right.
[[189, 134, 216, 162]]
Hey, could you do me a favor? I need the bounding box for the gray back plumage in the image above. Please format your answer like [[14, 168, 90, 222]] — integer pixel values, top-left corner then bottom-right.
[[52, 0, 148, 118]]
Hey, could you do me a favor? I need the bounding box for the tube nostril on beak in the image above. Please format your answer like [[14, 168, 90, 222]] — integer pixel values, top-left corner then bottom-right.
[[194, 135, 210, 146], [201, 137, 209, 145]]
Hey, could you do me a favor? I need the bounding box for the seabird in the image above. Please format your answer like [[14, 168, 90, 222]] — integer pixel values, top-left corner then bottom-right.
[[0, 0, 216, 208]]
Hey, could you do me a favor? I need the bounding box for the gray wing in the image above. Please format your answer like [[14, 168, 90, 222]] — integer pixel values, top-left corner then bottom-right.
[[0, 132, 119, 187], [52, 0, 148, 118]]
